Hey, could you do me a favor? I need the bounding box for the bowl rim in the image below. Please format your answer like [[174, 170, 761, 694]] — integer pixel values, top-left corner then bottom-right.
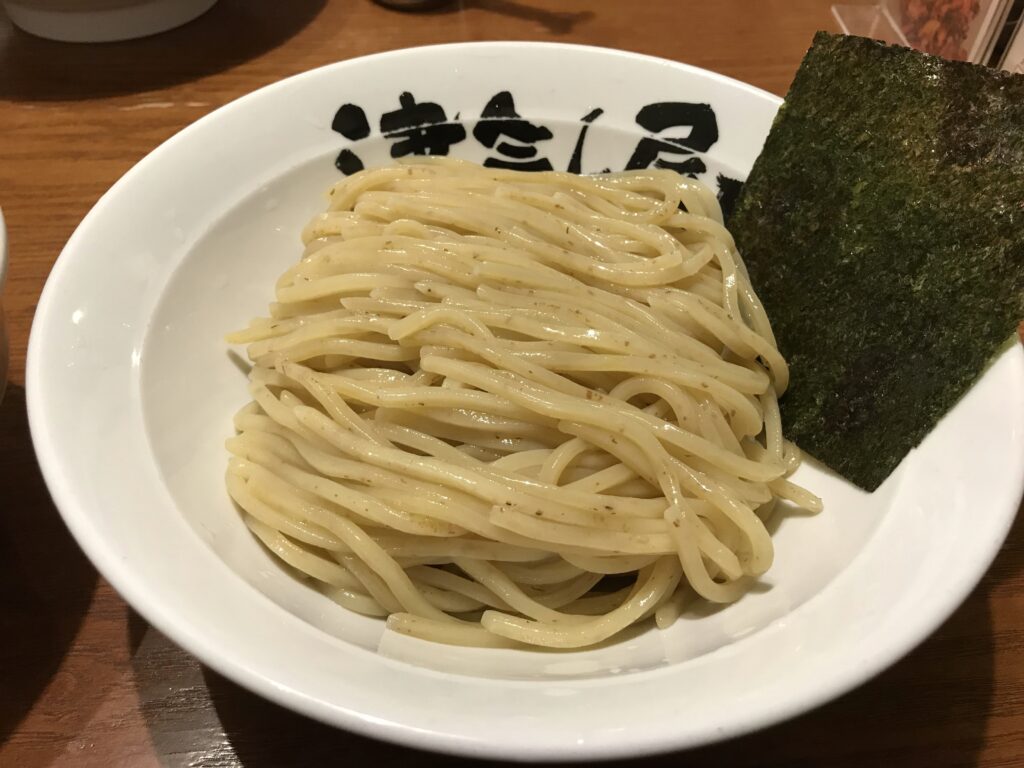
[[25, 41, 1024, 760]]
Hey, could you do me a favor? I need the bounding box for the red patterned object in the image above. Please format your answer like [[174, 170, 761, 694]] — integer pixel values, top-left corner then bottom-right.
[[899, 0, 982, 59]]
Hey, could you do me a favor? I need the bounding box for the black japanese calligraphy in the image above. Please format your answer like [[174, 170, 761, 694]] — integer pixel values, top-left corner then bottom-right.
[[715, 173, 744, 221], [473, 92, 553, 171], [626, 102, 718, 177], [331, 103, 370, 175], [567, 108, 604, 175], [381, 92, 467, 158], [330, 94, 734, 192]]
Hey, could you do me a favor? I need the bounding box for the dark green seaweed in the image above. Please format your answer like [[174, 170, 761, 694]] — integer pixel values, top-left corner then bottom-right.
[[730, 32, 1024, 490]]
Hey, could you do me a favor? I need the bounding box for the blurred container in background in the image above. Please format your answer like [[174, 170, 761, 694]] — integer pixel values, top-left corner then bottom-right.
[[3, 0, 218, 42], [833, 0, 1024, 68]]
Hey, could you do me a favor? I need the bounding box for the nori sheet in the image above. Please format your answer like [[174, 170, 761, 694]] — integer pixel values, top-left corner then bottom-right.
[[729, 32, 1024, 491]]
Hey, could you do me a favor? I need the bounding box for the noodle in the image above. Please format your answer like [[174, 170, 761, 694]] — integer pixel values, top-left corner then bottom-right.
[[225, 157, 821, 649]]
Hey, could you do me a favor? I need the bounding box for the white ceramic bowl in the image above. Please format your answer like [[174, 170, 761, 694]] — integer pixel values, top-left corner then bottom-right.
[[27, 43, 1024, 760]]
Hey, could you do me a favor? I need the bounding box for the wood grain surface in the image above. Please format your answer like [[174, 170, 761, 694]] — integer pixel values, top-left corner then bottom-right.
[[1, 1, 1022, 766]]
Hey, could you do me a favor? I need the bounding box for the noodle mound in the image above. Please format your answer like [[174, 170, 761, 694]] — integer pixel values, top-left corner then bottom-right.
[[225, 158, 820, 649]]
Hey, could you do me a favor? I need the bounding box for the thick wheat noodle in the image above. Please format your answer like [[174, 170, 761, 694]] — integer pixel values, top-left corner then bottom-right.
[[225, 158, 822, 649]]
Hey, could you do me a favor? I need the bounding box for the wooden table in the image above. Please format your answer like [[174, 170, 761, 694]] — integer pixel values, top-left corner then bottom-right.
[[1, 1, 1022, 765]]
